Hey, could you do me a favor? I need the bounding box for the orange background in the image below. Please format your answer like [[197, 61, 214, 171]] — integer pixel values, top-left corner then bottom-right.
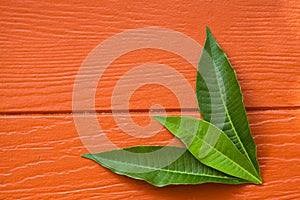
[[1, 0, 300, 199]]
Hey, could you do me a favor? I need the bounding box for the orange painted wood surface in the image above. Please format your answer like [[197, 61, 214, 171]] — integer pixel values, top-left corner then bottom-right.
[[1, 0, 300, 199]]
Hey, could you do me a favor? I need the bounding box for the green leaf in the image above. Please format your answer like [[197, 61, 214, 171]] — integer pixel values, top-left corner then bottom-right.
[[82, 146, 248, 187], [153, 116, 262, 184], [196, 27, 261, 176]]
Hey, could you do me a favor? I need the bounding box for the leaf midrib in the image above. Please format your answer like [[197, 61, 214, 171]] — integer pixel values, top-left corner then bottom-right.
[[206, 36, 257, 174], [91, 154, 240, 180]]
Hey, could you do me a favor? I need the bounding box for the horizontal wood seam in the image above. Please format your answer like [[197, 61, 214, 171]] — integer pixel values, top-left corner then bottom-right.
[[0, 106, 299, 116]]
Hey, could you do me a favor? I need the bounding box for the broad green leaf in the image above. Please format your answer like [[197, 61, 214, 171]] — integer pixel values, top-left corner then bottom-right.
[[82, 146, 248, 187], [196, 27, 261, 176], [153, 116, 262, 184]]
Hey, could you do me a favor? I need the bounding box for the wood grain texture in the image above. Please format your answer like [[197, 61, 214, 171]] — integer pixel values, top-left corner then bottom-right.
[[0, 0, 299, 112], [0, 110, 300, 199], [1, 0, 300, 199]]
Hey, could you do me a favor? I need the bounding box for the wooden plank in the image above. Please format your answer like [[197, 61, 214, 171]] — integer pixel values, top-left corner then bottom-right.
[[1, 110, 299, 199], [0, 0, 299, 112]]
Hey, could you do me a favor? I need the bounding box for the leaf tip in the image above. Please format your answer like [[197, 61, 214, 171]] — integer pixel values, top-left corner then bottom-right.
[[257, 177, 263, 185], [81, 153, 92, 159], [205, 26, 212, 36], [205, 26, 210, 32], [251, 176, 263, 185], [152, 115, 167, 125]]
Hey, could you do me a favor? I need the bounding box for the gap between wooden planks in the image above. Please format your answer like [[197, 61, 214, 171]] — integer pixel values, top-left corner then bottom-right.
[[1, 110, 300, 200], [0, 0, 299, 112]]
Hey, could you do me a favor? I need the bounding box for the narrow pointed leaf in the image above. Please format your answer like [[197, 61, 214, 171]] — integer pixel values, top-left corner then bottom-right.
[[82, 146, 248, 187], [154, 116, 262, 184], [196, 27, 261, 176]]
